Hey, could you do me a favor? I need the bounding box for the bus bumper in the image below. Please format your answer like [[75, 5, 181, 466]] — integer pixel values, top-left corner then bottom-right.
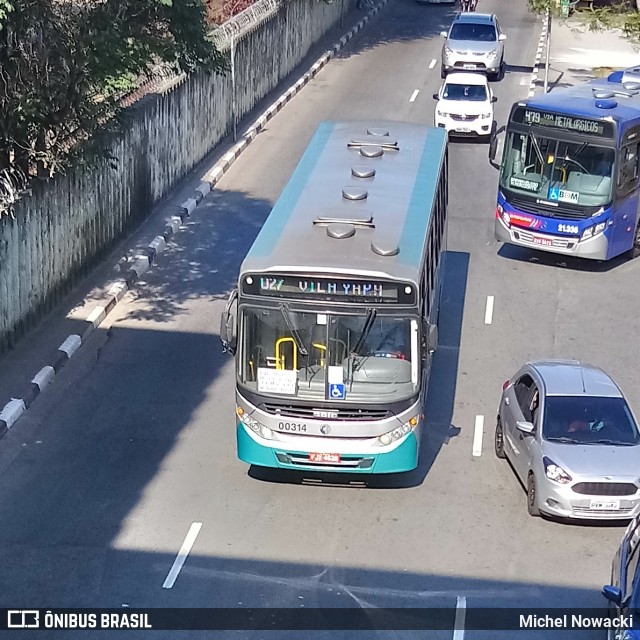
[[237, 423, 419, 474], [494, 217, 609, 260]]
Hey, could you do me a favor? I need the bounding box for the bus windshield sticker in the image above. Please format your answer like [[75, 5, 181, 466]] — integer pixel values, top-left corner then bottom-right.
[[257, 368, 298, 395], [509, 176, 540, 192], [548, 186, 579, 204], [328, 366, 344, 385]]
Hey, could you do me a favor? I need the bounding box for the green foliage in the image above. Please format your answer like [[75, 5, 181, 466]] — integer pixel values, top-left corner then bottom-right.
[[527, 0, 553, 14], [0, 0, 225, 181]]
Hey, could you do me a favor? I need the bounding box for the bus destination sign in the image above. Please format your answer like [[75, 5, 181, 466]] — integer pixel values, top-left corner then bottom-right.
[[512, 106, 615, 138], [242, 275, 415, 305]]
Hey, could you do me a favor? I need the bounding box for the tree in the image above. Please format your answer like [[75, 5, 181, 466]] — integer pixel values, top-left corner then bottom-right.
[[0, 0, 226, 191]]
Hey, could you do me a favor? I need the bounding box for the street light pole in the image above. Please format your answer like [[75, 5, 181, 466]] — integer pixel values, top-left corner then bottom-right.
[[543, 8, 551, 93]]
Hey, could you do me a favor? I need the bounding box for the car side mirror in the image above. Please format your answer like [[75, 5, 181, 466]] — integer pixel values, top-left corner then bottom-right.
[[602, 585, 622, 606], [491, 96, 498, 103], [516, 420, 535, 434], [499, 34, 507, 42], [433, 93, 439, 100], [440, 31, 447, 38]]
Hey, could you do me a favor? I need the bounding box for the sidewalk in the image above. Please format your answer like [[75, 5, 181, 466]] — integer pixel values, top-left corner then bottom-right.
[[537, 15, 640, 92]]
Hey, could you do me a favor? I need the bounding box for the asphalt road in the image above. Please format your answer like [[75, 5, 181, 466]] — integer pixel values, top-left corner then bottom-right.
[[0, 0, 629, 638]]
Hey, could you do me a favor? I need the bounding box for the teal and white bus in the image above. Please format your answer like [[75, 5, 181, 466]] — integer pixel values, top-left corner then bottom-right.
[[220, 121, 448, 474]]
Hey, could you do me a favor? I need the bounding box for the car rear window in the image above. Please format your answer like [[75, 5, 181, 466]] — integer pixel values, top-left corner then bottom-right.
[[543, 396, 640, 445], [443, 83, 488, 101], [449, 24, 497, 42]]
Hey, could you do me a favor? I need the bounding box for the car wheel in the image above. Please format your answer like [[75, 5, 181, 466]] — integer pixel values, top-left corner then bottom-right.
[[494, 416, 506, 459], [527, 473, 540, 517]]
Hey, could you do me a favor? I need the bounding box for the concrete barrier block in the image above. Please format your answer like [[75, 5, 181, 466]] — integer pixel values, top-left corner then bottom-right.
[[195, 182, 211, 199], [59, 334, 82, 358], [149, 236, 167, 255], [32, 366, 55, 391], [179, 198, 197, 217], [108, 281, 128, 302], [86, 306, 106, 326], [131, 256, 150, 278], [0, 398, 26, 430]]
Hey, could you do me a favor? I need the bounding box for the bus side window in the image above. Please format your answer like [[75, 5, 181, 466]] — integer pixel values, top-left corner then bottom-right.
[[618, 143, 640, 196]]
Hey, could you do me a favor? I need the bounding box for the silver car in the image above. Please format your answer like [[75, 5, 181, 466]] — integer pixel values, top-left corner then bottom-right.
[[440, 13, 506, 81], [495, 360, 640, 520]]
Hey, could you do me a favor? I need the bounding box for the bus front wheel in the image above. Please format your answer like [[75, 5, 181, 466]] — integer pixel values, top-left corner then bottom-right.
[[630, 220, 640, 259]]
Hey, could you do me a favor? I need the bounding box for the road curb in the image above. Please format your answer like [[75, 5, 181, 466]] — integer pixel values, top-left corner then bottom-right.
[[0, 0, 390, 441], [529, 15, 548, 98]]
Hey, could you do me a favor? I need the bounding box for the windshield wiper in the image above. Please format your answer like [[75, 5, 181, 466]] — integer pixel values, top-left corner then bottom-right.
[[546, 436, 582, 444], [530, 133, 545, 167], [346, 308, 377, 387], [351, 308, 377, 356], [279, 303, 308, 357], [587, 439, 635, 446]]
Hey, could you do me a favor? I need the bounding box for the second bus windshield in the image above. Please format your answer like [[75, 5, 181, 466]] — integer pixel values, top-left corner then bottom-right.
[[500, 131, 615, 208], [240, 306, 419, 403]]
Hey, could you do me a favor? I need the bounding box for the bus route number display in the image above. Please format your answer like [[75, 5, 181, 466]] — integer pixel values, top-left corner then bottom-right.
[[242, 275, 415, 304], [513, 107, 614, 138]]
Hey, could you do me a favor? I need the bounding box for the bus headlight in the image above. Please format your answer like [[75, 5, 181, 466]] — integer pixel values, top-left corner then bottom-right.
[[496, 204, 510, 226], [237, 407, 273, 440], [580, 221, 607, 242], [377, 415, 420, 446]]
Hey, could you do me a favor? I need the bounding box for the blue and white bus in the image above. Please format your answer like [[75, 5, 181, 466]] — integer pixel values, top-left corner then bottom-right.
[[493, 67, 640, 260], [220, 121, 448, 474]]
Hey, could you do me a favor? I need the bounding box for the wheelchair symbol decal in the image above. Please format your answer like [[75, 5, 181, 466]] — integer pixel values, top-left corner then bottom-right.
[[329, 383, 346, 399]]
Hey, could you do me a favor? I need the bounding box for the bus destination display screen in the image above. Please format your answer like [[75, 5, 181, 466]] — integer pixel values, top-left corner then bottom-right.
[[242, 275, 416, 305], [511, 106, 615, 138]]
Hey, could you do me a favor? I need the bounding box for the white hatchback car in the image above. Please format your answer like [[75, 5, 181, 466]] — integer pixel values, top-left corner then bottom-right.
[[433, 72, 496, 141]]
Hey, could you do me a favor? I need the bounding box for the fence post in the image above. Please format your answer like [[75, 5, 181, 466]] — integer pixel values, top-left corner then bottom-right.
[[231, 33, 237, 142], [543, 8, 551, 93]]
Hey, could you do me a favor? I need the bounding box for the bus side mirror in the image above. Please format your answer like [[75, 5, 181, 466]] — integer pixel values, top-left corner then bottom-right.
[[422, 320, 438, 357], [220, 289, 238, 355], [489, 125, 505, 168]]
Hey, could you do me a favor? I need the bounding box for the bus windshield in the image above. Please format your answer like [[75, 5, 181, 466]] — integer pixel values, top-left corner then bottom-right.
[[500, 131, 615, 208], [240, 306, 419, 403]]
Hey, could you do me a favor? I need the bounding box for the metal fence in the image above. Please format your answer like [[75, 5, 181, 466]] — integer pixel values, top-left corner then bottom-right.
[[209, 0, 282, 52]]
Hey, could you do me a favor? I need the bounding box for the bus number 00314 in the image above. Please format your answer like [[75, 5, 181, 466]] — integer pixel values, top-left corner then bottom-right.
[[277, 422, 308, 432]]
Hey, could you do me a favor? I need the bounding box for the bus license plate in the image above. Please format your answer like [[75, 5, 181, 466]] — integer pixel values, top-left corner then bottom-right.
[[533, 236, 552, 246], [309, 452, 340, 463], [590, 500, 620, 511]]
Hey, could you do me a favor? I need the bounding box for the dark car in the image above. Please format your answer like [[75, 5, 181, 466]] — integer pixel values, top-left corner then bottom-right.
[[602, 515, 640, 640]]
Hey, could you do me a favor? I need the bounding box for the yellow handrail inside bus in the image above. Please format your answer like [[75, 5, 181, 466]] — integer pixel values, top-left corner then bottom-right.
[[312, 342, 326, 366], [275, 336, 297, 370]]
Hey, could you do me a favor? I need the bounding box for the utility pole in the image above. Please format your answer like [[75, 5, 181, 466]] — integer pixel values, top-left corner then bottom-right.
[[543, 7, 551, 93]]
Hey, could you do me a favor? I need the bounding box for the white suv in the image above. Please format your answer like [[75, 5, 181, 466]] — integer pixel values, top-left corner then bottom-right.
[[433, 72, 496, 141]]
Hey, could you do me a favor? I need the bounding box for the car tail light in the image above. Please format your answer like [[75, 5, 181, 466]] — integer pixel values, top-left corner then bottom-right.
[[502, 380, 510, 391]]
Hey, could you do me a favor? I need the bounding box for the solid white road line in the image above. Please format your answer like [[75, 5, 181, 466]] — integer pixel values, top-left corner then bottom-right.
[[429, 58, 437, 69], [484, 295, 495, 325], [472, 416, 484, 458], [409, 89, 420, 103], [453, 595, 467, 640], [162, 522, 203, 589]]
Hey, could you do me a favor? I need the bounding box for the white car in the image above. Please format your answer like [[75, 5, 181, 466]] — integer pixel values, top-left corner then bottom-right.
[[433, 72, 496, 140]]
